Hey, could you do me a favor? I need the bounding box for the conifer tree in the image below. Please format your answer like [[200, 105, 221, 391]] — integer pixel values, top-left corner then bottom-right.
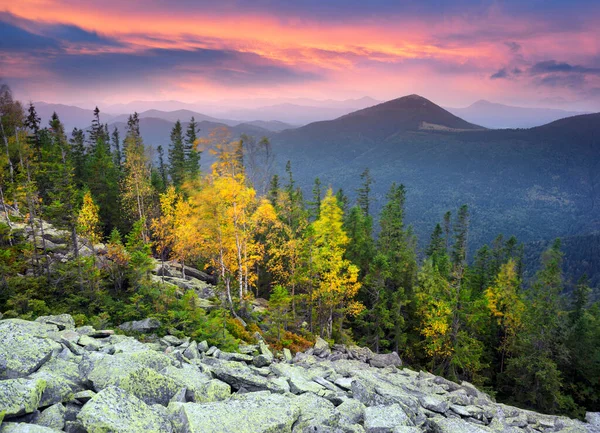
[[185, 117, 201, 180], [357, 167, 373, 217], [69, 128, 86, 187], [111, 127, 122, 169], [168, 120, 186, 188], [311, 177, 322, 220]]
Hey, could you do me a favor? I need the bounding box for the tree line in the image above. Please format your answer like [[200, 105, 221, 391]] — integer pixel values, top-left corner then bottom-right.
[[0, 83, 599, 418]]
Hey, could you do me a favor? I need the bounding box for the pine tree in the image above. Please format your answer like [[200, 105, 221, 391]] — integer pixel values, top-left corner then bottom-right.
[[88, 107, 102, 149], [111, 127, 122, 169], [268, 174, 280, 207], [168, 120, 186, 188], [24, 103, 41, 158], [452, 204, 469, 268], [311, 177, 322, 220], [185, 117, 200, 180], [503, 240, 571, 413], [357, 167, 373, 217], [69, 128, 86, 187]]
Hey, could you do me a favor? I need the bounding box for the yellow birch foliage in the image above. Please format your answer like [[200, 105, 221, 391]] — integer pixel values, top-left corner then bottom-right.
[[415, 260, 454, 358], [312, 189, 363, 320], [485, 259, 524, 352], [77, 191, 101, 245]]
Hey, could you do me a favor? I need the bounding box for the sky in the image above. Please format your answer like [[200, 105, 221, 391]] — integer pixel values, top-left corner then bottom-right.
[[1, 0, 600, 110]]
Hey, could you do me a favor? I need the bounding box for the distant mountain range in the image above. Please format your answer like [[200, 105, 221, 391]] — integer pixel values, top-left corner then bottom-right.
[[446, 100, 588, 129], [35, 97, 591, 133]]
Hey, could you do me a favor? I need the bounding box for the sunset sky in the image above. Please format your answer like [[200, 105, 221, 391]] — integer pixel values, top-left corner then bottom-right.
[[2, 0, 600, 110]]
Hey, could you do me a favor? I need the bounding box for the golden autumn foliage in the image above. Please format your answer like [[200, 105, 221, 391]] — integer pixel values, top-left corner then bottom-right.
[[311, 189, 363, 335], [485, 259, 525, 355], [77, 190, 101, 246], [415, 260, 454, 358]]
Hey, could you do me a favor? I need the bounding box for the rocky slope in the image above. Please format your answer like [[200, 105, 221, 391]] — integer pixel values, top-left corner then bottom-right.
[[0, 315, 599, 433]]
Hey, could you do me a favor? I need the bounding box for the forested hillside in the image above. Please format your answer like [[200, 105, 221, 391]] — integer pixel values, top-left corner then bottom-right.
[[270, 95, 600, 251], [1, 83, 599, 418]]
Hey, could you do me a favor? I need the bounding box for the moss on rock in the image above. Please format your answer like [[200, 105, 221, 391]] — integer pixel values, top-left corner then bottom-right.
[[0, 378, 46, 417], [77, 386, 172, 433]]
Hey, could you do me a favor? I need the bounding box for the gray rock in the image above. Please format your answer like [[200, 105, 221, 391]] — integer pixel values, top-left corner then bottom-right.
[[369, 352, 402, 368], [218, 351, 253, 362], [291, 392, 339, 432], [197, 340, 209, 352], [77, 386, 172, 433], [0, 319, 62, 379], [0, 424, 63, 432], [34, 404, 65, 430], [347, 345, 374, 363], [587, 412, 600, 426], [283, 348, 293, 363], [35, 314, 75, 331], [30, 358, 85, 406], [337, 399, 366, 425], [314, 337, 331, 357], [161, 335, 183, 346], [183, 340, 199, 360], [253, 354, 272, 367], [0, 378, 46, 417], [428, 417, 491, 432], [213, 360, 286, 393], [271, 363, 326, 395], [169, 391, 300, 433], [118, 318, 161, 333], [72, 390, 95, 403], [364, 404, 412, 432], [419, 395, 449, 414]]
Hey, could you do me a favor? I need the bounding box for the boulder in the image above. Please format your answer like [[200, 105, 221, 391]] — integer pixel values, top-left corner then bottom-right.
[[0, 378, 46, 417], [0, 319, 62, 379], [314, 337, 331, 357], [336, 398, 366, 425], [77, 386, 172, 433], [419, 395, 449, 414], [212, 360, 286, 393], [428, 417, 492, 432], [118, 318, 161, 333], [169, 391, 300, 433], [283, 348, 293, 363], [86, 352, 180, 405], [369, 352, 402, 368], [197, 340, 209, 353], [586, 412, 600, 426], [34, 404, 65, 430], [34, 314, 75, 331], [271, 363, 326, 395], [29, 358, 85, 406], [291, 392, 339, 432], [161, 364, 230, 403], [0, 424, 63, 432], [364, 404, 412, 432], [347, 345, 374, 363]]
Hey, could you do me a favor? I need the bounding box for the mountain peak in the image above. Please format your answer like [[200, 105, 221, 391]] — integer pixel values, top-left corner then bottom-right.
[[337, 94, 483, 135]]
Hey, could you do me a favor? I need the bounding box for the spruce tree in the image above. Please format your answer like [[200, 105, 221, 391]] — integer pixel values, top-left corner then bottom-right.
[[185, 117, 200, 179], [357, 167, 373, 217], [111, 127, 122, 169], [168, 120, 185, 188]]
